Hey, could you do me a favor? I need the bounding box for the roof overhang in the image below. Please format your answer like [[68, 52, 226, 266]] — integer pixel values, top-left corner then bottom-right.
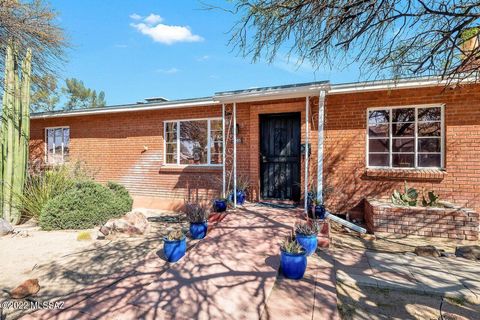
[[214, 81, 330, 103], [328, 76, 477, 94], [30, 98, 219, 119]]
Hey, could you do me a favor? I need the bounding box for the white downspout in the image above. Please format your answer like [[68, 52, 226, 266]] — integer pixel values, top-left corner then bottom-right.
[[233, 102, 237, 208], [317, 91, 326, 204], [304, 96, 310, 212], [222, 103, 226, 198]]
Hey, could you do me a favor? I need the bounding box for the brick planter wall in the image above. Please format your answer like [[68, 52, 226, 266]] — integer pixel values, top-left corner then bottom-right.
[[365, 199, 479, 240]]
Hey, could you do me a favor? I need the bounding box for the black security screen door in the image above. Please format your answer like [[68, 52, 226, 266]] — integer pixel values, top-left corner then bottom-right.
[[260, 113, 301, 201]]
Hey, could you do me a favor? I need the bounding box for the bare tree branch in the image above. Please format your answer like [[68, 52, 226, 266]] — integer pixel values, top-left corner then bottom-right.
[[216, 0, 480, 82]]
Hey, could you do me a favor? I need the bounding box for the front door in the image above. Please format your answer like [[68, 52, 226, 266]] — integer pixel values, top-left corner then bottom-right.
[[260, 113, 301, 201]]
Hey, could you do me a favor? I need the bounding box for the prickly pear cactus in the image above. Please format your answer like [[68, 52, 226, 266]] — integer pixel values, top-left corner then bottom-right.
[[391, 181, 418, 206]]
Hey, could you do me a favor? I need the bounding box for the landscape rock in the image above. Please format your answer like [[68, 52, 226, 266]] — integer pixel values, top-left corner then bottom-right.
[[414, 245, 441, 257], [10, 279, 40, 299], [455, 245, 480, 261], [100, 210, 150, 237], [0, 218, 13, 236]]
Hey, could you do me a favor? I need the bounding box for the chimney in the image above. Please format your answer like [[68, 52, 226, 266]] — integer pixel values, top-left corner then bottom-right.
[[460, 27, 480, 72]]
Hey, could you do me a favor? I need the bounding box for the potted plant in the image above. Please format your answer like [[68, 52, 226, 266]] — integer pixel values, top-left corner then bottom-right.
[[295, 222, 319, 256], [163, 229, 186, 262], [185, 202, 209, 239], [311, 198, 326, 220], [280, 236, 307, 280], [307, 186, 333, 220], [228, 175, 250, 205], [213, 197, 228, 212]]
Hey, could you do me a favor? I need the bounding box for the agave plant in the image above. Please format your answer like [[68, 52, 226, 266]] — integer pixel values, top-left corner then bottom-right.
[[391, 181, 419, 206], [295, 222, 320, 236], [280, 236, 305, 254], [184, 202, 209, 223], [166, 229, 185, 241]]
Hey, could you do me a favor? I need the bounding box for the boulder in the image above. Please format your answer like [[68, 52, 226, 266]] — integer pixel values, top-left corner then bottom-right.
[[414, 245, 441, 257], [0, 218, 13, 236], [100, 210, 150, 237], [10, 279, 40, 299], [455, 245, 480, 261]]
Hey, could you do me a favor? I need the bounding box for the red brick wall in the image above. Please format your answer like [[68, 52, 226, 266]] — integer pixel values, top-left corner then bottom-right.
[[30, 105, 224, 205], [30, 84, 480, 213], [324, 84, 480, 213], [365, 199, 479, 240]]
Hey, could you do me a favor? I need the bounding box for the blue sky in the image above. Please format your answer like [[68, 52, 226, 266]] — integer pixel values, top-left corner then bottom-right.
[[51, 0, 361, 105]]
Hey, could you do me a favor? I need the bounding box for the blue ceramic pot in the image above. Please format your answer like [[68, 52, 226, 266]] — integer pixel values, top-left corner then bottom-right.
[[296, 233, 318, 256], [163, 236, 186, 262], [214, 199, 227, 212], [314, 205, 326, 220], [190, 221, 208, 239], [280, 250, 307, 280], [228, 190, 246, 205]]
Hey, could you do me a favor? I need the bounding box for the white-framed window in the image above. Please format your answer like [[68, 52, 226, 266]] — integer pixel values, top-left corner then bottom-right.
[[45, 127, 70, 164], [367, 104, 444, 169], [164, 118, 223, 166]]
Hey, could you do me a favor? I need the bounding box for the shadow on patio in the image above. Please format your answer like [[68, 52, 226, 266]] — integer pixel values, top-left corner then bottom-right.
[[22, 204, 309, 320]]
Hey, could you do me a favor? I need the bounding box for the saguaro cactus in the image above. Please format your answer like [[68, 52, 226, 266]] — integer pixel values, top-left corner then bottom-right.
[[0, 44, 32, 224]]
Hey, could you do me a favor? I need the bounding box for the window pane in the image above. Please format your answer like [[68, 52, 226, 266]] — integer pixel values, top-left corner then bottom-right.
[[393, 138, 414, 152], [418, 107, 441, 121], [392, 122, 414, 137], [47, 129, 54, 163], [392, 108, 415, 122], [210, 153, 222, 164], [418, 138, 441, 153], [368, 110, 389, 124], [165, 154, 177, 164], [166, 143, 177, 153], [418, 122, 441, 137], [369, 139, 389, 152], [210, 141, 223, 156], [418, 154, 441, 167], [210, 119, 222, 131], [368, 124, 389, 137], [165, 122, 177, 143], [63, 128, 70, 162], [54, 129, 63, 163], [180, 120, 208, 164], [392, 154, 414, 168], [369, 154, 389, 167]]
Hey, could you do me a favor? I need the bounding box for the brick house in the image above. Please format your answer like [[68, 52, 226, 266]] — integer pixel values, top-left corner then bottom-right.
[[29, 78, 480, 239]]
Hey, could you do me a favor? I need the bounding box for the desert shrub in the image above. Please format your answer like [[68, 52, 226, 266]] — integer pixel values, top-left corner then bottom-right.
[[107, 181, 133, 212], [184, 202, 209, 223], [14, 161, 96, 220], [39, 181, 129, 230]]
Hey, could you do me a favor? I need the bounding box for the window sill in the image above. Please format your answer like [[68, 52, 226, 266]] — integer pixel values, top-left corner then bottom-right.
[[365, 168, 446, 181], [158, 165, 223, 174]]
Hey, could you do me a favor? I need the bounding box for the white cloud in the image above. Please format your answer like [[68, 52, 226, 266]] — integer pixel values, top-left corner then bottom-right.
[[197, 55, 210, 62], [144, 14, 163, 25], [129, 13, 142, 20], [156, 67, 179, 74], [130, 13, 203, 45]]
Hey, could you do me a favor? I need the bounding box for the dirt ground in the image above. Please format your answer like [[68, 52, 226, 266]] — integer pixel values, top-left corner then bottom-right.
[[0, 209, 187, 320]]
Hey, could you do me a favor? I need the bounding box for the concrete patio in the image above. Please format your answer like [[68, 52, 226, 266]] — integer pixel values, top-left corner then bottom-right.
[[23, 204, 339, 320], [334, 248, 480, 303]]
